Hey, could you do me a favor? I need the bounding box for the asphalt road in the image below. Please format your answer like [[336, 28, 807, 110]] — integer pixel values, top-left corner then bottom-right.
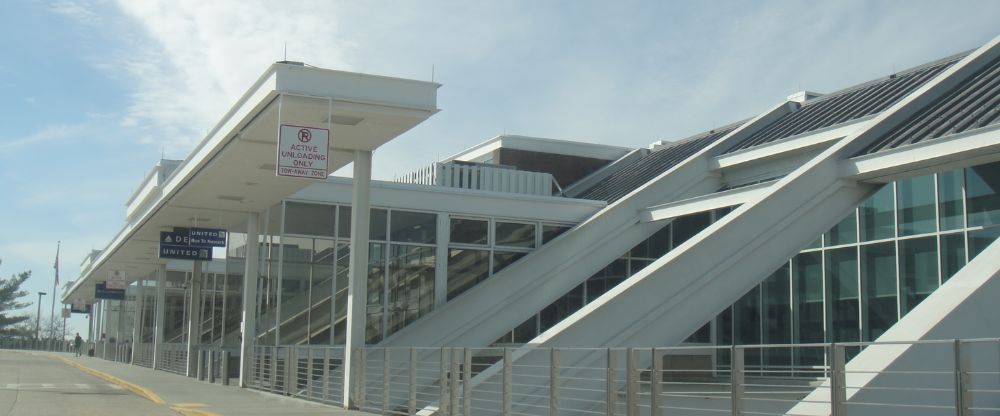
[[0, 350, 176, 416]]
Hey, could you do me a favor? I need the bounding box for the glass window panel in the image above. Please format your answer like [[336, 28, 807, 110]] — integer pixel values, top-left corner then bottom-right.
[[279, 236, 311, 345], [794, 252, 824, 366], [968, 226, 1000, 258], [940, 233, 966, 282], [451, 218, 488, 245], [825, 212, 857, 246], [512, 317, 538, 343], [337, 206, 351, 239], [366, 242, 386, 344], [628, 259, 652, 276], [629, 224, 671, 259], [447, 249, 490, 300], [862, 243, 896, 341], [542, 224, 572, 245], [386, 244, 435, 336], [309, 239, 335, 344], [860, 185, 895, 241], [734, 287, 761, 345], [716, 307, 733, 367], [938, 170, 965, 231], [673, 212, 712, 247], [900, 237, 938, 316], [335, 207, 387, 240], [585, 259, 627, 303], [493, 251, 527, 275], [326, 242, 350, 344], [897, 175, 936, 236], [539, 283, 584, 333], [761, 264, 791, 371], [370, 209, 388, 241], [967, 162, 1000, 227], [284, 202, 335, 236], [826, 248, 859, 343], [735, 287, 762, 370], [495, 222, 536, 248], [683, 322, 712, 344], [389, 211, 436, 244]]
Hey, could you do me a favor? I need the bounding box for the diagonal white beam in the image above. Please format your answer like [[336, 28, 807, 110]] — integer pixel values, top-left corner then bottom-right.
[[639, 181, 774, 222]]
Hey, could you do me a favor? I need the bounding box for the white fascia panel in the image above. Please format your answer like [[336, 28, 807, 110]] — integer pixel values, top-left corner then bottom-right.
[[290, 178, 605, 223], [841, 123, 1000, 183]]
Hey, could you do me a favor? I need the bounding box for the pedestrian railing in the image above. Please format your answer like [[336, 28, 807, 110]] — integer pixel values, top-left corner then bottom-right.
[[133, 342, 154, 368], [246, 344, 347, 406], [238, 339, 1000, 416], [6, 336, 1000, 415], [158, 342, 188, 375]]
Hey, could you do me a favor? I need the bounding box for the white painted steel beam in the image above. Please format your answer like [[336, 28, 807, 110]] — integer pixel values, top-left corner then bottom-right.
[[842, 123, 1000, 183], [639, 181, 773, 223]]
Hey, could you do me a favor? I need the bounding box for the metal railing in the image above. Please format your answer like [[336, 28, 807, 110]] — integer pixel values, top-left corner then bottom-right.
[[240, 339, 1000, 416], [246, 345, 347, 405], [9, 337, 1000, 415], [0, 339, 73, 352], [396, 161, 558, 196], [133, 342, 154, 368], [158, 342, 188, 375]]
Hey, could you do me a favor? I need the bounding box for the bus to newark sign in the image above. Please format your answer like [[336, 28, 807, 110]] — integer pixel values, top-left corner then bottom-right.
[[277, 124, 329, 179]]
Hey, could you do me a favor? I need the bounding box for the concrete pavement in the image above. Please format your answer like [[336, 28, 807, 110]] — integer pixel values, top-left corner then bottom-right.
[[1, 350, 374, 416], [0, 350, 176, 416]]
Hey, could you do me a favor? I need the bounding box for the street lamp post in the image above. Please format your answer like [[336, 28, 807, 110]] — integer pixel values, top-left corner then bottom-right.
[[35, 292, 47, 342]]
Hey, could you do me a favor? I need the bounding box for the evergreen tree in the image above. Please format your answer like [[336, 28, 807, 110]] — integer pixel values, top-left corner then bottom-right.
[[0, 259, 32, 337]]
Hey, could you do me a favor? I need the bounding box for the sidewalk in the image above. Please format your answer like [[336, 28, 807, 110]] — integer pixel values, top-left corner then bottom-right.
[[43, 352, 374, 416]]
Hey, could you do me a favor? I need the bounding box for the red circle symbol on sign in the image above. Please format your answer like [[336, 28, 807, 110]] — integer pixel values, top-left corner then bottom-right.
[[298, 129, 312, 143]]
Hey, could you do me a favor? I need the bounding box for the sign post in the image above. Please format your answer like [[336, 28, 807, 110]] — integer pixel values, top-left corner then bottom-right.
[[277, 124, 330, 179]]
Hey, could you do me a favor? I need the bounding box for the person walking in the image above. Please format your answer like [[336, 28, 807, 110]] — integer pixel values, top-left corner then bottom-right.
[[73, 333, 83, 357]]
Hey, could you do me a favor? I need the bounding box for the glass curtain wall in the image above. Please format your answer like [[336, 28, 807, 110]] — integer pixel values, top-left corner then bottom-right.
[[709, 161, 1000, 364], [254, 200, 572, 346]]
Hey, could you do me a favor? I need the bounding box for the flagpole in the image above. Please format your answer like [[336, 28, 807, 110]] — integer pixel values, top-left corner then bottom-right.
[[50, 241, 59, 342]]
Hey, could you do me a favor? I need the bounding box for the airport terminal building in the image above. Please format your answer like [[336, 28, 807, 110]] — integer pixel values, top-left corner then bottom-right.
[[60, 35, 1000, 415]]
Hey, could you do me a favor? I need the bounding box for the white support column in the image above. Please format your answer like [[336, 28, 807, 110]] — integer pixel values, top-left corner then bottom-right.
[[152, 264, 166, 369], [434, 213, 449, 307], [344, 150, 372, 408], [186, 261, 203, 377], [240, 211, 261, 387], [131, 280, 145, 364]]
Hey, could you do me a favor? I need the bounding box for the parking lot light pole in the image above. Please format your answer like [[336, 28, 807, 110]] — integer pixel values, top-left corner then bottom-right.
[[35, 292, 47, 341]]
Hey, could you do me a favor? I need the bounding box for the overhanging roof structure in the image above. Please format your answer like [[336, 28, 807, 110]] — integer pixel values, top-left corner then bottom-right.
[[64, 62, 439, 304]]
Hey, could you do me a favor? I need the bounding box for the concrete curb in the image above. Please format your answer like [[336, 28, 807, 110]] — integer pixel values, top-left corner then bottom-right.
[[48, 354, 166, 405]]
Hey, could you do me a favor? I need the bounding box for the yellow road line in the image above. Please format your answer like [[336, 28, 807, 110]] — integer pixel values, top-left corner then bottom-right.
[[48, 354, 166, 405], [171, 403, 222, 416]]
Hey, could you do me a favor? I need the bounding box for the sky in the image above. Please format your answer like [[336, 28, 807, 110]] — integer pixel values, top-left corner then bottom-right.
[[0, 0, 997, 336]]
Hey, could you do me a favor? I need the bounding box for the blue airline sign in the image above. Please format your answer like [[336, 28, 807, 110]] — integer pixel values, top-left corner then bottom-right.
[[159, 244, 211, 261], [189, 227, 226, 247]]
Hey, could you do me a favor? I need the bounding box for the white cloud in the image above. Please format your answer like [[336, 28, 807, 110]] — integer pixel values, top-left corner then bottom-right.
[[0, 124, 87, 152], [110, 0, 355, 154], [49, 0, 99, 24]]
